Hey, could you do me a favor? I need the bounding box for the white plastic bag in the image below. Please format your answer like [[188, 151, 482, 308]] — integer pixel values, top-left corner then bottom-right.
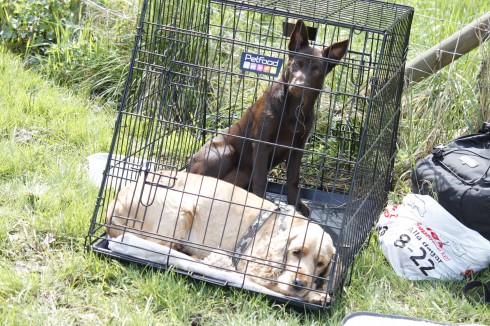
[[376, 194, 490, 280]]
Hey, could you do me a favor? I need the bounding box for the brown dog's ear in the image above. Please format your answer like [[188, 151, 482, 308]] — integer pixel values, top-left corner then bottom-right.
[[322, 39, 349, 71], [288, 20, 310, 51]]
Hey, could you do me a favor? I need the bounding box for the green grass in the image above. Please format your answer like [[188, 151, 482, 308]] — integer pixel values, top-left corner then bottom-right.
[[1, 0, 490, 324]]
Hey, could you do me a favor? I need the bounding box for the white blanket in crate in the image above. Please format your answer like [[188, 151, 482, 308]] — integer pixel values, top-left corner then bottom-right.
[[108, 233, 286, 298]]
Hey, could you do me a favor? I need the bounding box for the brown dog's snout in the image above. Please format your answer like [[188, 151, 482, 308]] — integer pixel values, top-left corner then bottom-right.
[[290, 71, 306, 87]]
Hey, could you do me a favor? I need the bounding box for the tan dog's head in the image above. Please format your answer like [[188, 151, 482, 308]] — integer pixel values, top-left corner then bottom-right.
[[242, 213, 336, 301], [273, 219, 335, 298]]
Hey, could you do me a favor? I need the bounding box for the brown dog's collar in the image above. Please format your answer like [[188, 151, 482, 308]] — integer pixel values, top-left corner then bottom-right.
[[232, 204, 287, 267]]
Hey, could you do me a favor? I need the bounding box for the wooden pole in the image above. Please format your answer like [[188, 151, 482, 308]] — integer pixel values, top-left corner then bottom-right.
[[479, 48, 489, 122], [405, 12, 490, 83]]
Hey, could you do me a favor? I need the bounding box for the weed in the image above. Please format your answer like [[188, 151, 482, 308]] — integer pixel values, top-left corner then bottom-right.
[[0, 0, 81, 55]]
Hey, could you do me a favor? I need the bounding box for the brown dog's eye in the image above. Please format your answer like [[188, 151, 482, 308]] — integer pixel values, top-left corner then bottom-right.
[[313, 66, 324, 75], [316, 261, 325, 268]]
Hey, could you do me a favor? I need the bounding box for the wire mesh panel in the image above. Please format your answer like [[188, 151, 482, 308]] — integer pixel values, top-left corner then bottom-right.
[[86, 0, 413, 310]]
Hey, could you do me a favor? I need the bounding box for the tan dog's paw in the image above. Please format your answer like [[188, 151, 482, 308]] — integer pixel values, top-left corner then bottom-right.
[[202, 250, 235, 270], [306, 291, 328, 305]]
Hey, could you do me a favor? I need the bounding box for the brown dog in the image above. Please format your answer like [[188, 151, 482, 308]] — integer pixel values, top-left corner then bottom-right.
[[188, 20, 349, 216]]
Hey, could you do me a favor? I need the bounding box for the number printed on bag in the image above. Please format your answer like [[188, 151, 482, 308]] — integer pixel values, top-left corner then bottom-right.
[[376, 225, 388, 237], [392, 233, 436, 276]]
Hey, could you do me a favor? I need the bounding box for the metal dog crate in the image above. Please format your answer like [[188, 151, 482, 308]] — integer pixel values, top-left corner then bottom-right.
[[86, 0, 413, 310]]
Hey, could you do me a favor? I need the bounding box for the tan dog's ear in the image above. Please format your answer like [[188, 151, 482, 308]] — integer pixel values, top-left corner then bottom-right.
[[245, 232, 294, 283], [288, 20, 309, 51]]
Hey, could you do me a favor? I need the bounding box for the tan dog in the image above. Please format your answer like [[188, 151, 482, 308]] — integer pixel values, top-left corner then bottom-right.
[[106, 171, 335, 303]]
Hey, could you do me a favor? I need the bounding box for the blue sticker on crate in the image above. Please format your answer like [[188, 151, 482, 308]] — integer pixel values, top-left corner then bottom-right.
[[240, 52, 283, 77]]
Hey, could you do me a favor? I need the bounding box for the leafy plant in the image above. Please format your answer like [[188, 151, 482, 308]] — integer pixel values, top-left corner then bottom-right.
[[0, 0, 81, 55], [0, 0, 137, 104]]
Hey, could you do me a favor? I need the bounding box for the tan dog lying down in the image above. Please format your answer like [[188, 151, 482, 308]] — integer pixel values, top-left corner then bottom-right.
[[106, 171, 335, 303]]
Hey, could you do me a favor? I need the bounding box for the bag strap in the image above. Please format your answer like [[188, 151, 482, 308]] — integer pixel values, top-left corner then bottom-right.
[[430, 144, 490, 186], [479, 122, 490, 133], [432, 146, 490, 161], [231, 205, 281, 267], [432, 122, 490, 160], [464, 280, 490, 305]]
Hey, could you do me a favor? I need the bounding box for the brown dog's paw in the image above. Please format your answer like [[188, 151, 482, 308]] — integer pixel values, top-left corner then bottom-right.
[[296, 201, 310, 217]]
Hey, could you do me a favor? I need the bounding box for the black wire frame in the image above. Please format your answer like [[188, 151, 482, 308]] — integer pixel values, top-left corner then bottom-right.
[[85, 0, 414, 311]]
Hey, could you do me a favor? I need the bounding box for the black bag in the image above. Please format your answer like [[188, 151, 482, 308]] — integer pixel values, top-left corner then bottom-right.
[[412, 123, 490, 241]]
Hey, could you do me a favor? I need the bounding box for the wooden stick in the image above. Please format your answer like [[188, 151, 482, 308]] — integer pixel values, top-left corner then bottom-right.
[[479, 51, 489, 122], [405, 12, 490, 83]]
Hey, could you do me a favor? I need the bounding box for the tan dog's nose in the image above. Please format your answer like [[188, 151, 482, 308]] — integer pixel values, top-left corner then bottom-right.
[[293, 278, 307, 288]]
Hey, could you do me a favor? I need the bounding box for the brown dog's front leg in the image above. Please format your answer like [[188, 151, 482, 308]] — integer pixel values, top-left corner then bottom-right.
[[286, 149, 310, 217], [251, 141, 269, 198]]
